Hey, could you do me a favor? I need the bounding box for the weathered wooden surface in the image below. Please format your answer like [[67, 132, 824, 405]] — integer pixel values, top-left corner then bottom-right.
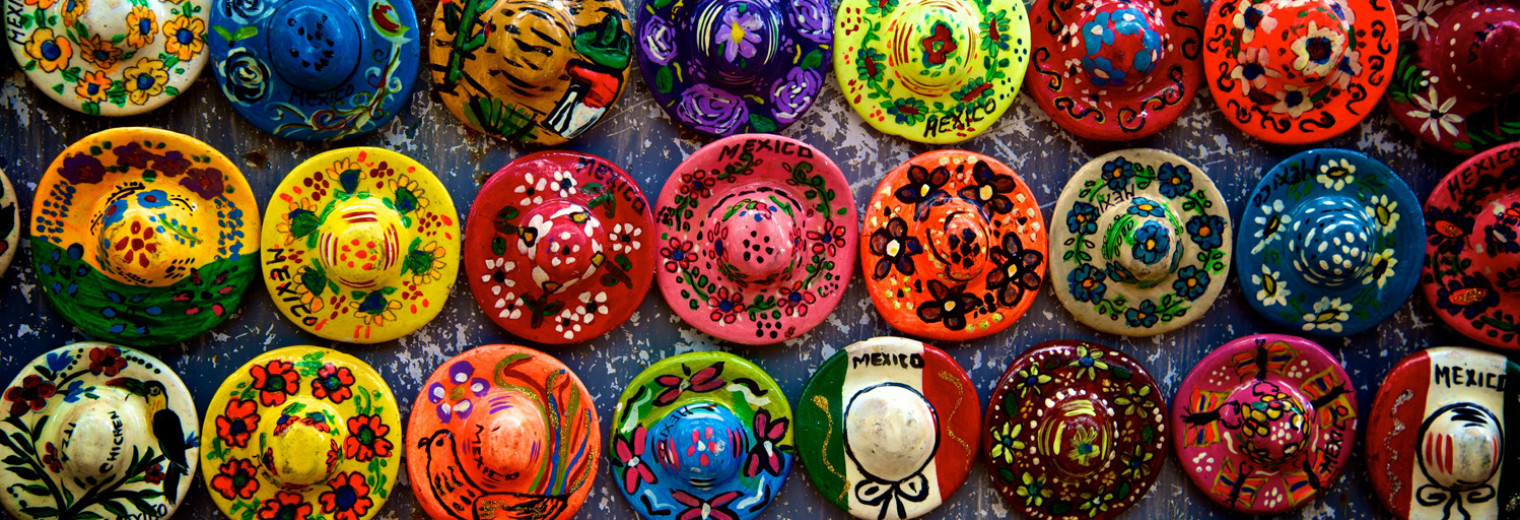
[[0, 1, 1484, 518]]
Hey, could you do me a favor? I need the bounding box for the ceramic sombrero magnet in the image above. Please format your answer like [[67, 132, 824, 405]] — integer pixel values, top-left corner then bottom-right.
[[408, 345, 600, 520], [1366, 347, 1519, 520], [835, 0, 1031, 143], [796, 337, 981, 520], [861, 150, 1047, 341], [653, 134, 857, 345], [0, 343, 198, 520], [430, 0, 632, 145], [1422, 142, 1520, 350], [983, 340, 1168, 520], [1172, 334, 1357, 514], [1387, 0, 1520, 154], [608, 351, 792, 520], [1026, 0, 1205, 140], [31, 127, 260, 346], [200, 346, 401, 520], [210, 0, 421, 141], [1049, 149, 1231, 336], [5, 0, 210, 115], [1238, 149, 1424, 337], [636, 0, 831, 136], [0, 168, 18, 279], [1203, 0, 1396, 144], [261, 147, 460, 344], [464, 151, 655, 344]]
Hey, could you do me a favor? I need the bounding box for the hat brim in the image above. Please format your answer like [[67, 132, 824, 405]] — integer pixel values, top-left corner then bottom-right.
[[0, 169, 19, 278], [1421, 143, 1520, 350], [30, 128, 260, 346], [1385, 0, 1520, 155]]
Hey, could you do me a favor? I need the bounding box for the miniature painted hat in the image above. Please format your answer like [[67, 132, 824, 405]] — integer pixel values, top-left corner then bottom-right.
[[653, 134, 857, 345], [1387, 0, 1520, 154], [407, 345, 600, 520], [200, 346, 400, 520], [861, 150, 1047, 341], [609, 351, 792, 520], [429, 0, 632, 145], [0, 343, 198, 520], [1171, 334, 1357, 514], [796, 337, 980, 520], [1203, 0, 1395, 144], [6, 0, 209, 115], [983, 340, 1167, 520], [1366, 347, 1519, 520], [464, 152, 655, 344], [1422, 142, 1520, 350], [210, 0, 420, 141], [1049, 149, 1231, 336], [1238, 149, 1423, 337], [834, 0, 1031, 143], [261, 147, 460, 344], [637, 0, 831, 136], [0, 168, 17, 278], [30, 127, 260, 346], [1026, 0, 1204, 140]]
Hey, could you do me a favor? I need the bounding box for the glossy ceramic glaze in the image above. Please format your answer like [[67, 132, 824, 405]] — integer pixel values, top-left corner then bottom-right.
[[834, 0, 1031, 143], [406, 345, 600, 520], [1237, 149, 1424, 337], [1365, 347, 1518, 520], [1026, 0, 1204, 140], [1049, 149, 1231, 336], [860, 150, 1046, 341], [653, 134, 857, 345], [199, 346, 401, 520], [1203, 0, 1395, 144], [260, 147, 460, 344], [0, 343, 198, 520], [983, 340, 1167, 520], [1171, 334, 1357, 514], [5, 0, 209, 115], [0, 168, 17, 278], [429, 0, 632, 145], [209, 0, 420, 141], [608, 351, 792, 520], [796, 337, 980, 520], [1422, 142, 1520, 350], [636, 0, 831, 136], [463, 152, 655, 344], [30, 127, 260, 346], [1387, 0, 1520, 154]]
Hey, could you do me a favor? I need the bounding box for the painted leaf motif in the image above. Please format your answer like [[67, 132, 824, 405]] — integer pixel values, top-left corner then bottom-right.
[[288, 209, 318, 238], [339, 168, 361, 193]]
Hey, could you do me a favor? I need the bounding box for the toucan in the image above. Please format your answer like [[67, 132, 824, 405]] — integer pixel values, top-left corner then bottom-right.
[[106, 378, 189, 501]]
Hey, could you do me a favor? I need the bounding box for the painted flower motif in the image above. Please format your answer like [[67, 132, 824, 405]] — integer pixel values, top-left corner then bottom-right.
[[1083, 56, 1129, 86], [1333, 48, 1361, 88], [576, 291, 610, 323], [75, 70, 112, 103], [42, 442, 61, 472], [1172, 265, 1211, 301], [1016, 472, 1052, 507], [163, 15, 206, 61], [1229, 47, 1280, 95], [1398, 0, 1446, 40], [707, 287, 747, 323], [126, 6, 158, 48], [24, 28, 71, 73], [716, 8, 762, 62], [1253, 265, 1291, 307], [677, 83, 747, 135], [654, 362, 725, 406], [856, 47, 887, 82], [1187, 214, 1226, 251], [515, 172, 549, 206], [216, 398, 259, 448], [1120, 445, 1155, 480], [426, 361, 489, 423], [988, 422, 1025, 463], [1272, 84, 1315, 118], [958, 161, 1017, 215], [549, 169, 579, 198], [1232, 0, 1278, 43], [407, 240, 448, 285], [744, 409, 789, 477], [61, 0, 85, 26], [1302, 296, 1352, 333], [137, 461, 161, 484], [894, 164, 950, 219], [1068, 264, 1108, 303], [1128, 197, 1166, 217], [1485, 222, 1520, 255], [678, 169, 717, 199], [1101, 157, 1133, 191], [1407, 88, 1464, 139], [1496, 269, 1520, 293], [1155, 163, 1194, 199], [808, 219, 847, 256], [661, 238, 697, 273], [250, 360, 299, 406], [221, 47, 270, 103], [771, 67, 823, 124], [1126, 299, 1160, 328], [870, 216, 923, 279], [640, 15, 678, 65], [343, 415, 392, 462], [610, 223, 642, 253], [1069, 345, 1111, 380], [776, 282, 817, 316], [1252, 199, 1290, 254], [671, 490, 741, 520], [1290, 21, 1344, 77], [211, 458, 260, 500], [1131, 221, 1170, 265], [615, 425, 656, 492], [920, 21, 958, 65], [88, 345, 127, 376], [1317, 158, 1356, 190], [256, 491, 311, 520], [951, 77, 994, 103], [917, 280, 981, 331], [78, 33, 123, 69], [987, 233, 1043, 306], [1114, 384, 1157, 418], [885, 97, 929, 126], [1067, 425, 1102, 467], [555, 308, 584, 338], [1014, 364, 1053, 398], [320, 472, 374, 520], [310, 364, 355, 404], [980, 10, 1011, 52], [790, 0, 831, 42], [1079, 491, 1114, 517], [1364, 249, 1398, 289], [1435, 275, 1498, 318], [1067, 201, 1100, 235], [1366, 195, 1400, 230], [181, 167, 226, 199], [1422, 208, 1471, 254], [124, 58, 169, 106]]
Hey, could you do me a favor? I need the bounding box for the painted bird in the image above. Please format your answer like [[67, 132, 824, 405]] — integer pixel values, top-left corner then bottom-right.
[[107, 378, 189, 501], [415, 429, 569, 520]]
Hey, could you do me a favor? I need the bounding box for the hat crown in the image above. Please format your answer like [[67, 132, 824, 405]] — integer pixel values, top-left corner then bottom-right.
[[1287, 196, 1377, 288], [258, 398, 344, 488], [266, 0, 363, 93], [77, 0, 158, 54], [55, 388, 150, 482], [95, 189, 201, 287], [491, 4, 575, 89], [890, 0, 979, 93], [695, 0, 782, 85], [1073, 0, 1167, 88], [1035, 391, 1115, 478], [844, 383, 938, 482], [924, 199, 991, 282], [316, 197, 408, 291], [1437, 5, 1520, 102], [524, 202, 605, 284], [465, 391, 548, 479], [655, 403, 745, 485], [1103, 198, 1183, 287], [712, 198, 800, 286], [1418, 403, 1502, 490], [1224, 380, 1312, 467], [1239, 0, 1352, 90]]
